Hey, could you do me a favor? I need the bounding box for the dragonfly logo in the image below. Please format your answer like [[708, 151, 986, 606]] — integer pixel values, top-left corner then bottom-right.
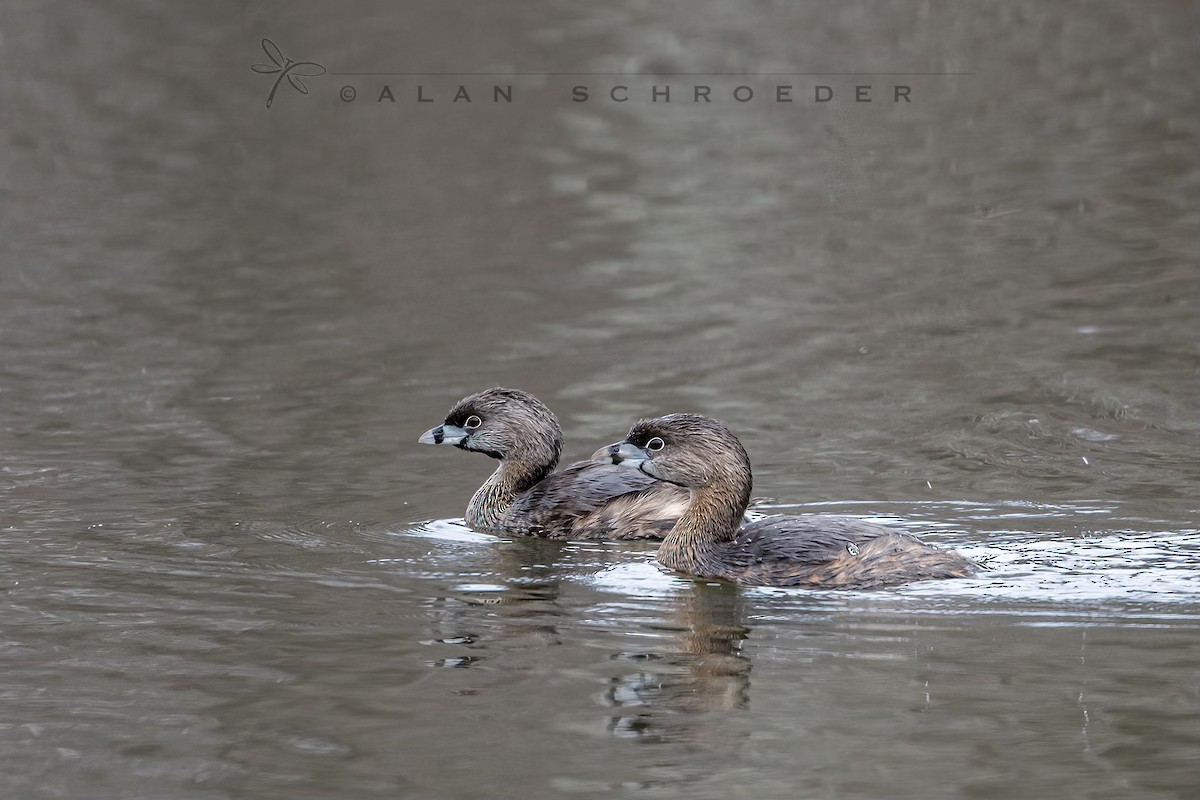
[[251, 39, 326, 109]]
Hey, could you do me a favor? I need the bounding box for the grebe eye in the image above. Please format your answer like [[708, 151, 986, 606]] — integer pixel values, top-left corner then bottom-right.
[[645, 437, 665, 452], [464, 415, 482, 430]]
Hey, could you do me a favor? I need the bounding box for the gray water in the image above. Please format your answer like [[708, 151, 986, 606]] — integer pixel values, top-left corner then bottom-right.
[[2, 2, 1198, 798]]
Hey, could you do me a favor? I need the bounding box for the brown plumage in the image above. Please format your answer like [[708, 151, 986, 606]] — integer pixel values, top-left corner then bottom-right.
[[418, 388, 689, 539], [595, 413, 978, 588]]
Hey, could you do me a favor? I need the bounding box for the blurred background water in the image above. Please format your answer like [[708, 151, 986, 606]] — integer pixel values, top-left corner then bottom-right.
[[1, 1, 1197, 798]]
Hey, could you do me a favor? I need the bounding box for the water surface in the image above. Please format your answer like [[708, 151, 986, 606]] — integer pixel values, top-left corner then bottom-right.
[[1, 1, 1197, 798]]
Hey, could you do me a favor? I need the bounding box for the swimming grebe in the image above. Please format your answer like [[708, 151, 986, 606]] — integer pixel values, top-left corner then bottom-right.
[[596, 413, 977, 588], [418, 388, 690, 539]]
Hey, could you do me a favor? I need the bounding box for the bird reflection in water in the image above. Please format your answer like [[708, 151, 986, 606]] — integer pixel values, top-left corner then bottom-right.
[[604, 581, 750, 741]]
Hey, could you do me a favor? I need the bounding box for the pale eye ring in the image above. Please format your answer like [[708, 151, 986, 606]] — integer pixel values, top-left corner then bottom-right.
[[645, 437, 665, 452], [464, 415, 482, 430]]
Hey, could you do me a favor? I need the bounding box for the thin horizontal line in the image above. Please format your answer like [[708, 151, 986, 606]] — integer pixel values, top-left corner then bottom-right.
[[326, 71, 974, 77]]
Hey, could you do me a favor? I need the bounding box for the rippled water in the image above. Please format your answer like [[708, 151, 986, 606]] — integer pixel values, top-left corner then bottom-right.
[[2, 1, 1197, 798]]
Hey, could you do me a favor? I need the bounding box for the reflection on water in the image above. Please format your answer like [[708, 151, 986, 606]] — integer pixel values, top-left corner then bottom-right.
[[1, 0, 1198, 798], [603, 584, 751, 740]]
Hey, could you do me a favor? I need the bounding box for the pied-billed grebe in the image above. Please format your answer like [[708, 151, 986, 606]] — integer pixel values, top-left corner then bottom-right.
[[418, 388, 691, 539], [595, 413, 977, 588]]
